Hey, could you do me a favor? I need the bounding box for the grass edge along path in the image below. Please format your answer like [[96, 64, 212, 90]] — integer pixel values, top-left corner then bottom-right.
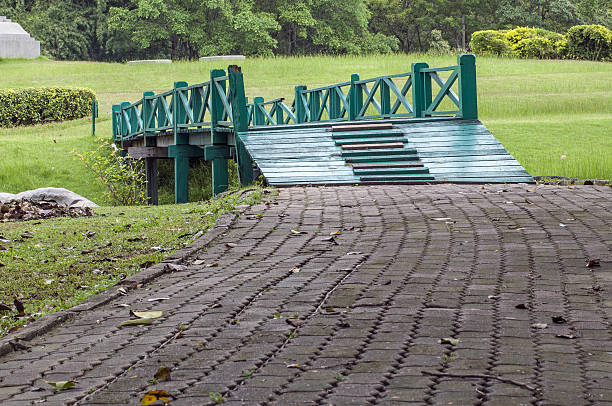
[[0, 187, 271, 338]]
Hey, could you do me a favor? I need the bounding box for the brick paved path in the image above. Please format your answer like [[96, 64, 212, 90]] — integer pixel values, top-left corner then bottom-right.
[[0, 185, 610, 406]]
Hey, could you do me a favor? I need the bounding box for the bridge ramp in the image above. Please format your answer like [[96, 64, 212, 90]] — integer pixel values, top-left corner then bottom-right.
[[241, 118, 533, 186]]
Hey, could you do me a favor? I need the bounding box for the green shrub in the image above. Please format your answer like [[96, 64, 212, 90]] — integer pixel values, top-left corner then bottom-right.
[[0, 87, 97, 127], [428, 29, 452, 55], [470, 30, 513, 56], [507, 26, 565, 59], [566, 25, 612, 61]]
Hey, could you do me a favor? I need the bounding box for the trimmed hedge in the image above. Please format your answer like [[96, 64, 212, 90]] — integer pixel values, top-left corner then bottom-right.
[[470, 24, 612, 61], [0, 87, 97, 127], [567, 25, 612, 61]]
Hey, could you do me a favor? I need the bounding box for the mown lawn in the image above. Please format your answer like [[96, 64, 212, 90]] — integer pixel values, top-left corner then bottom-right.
[[0, 55, 610, 206]]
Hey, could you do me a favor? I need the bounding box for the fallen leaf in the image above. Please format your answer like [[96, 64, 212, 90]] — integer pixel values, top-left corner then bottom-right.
[[206, 263, 219, 268], [586, 259, 600, 268], [131, 311, 163, 319], [127, 236, 146, 242], [515, 303, 528, 310], [44, 279, 54, 285], [507, 225, 523, 230], [552, 315, 568, 324], [193, 259, 206, 265], [163, 263, 186, 272], [555, 333, 576, 339], [346, 252, 362, 256], [120, 318, 153, 327], [44, 380, 76, 391], [141, 389, 172, 405], [532, 323, 548, 329], [290, 267, 300, 273], [21, 232, 34, 239], [225, 243, 237, 248], [116, 304, 131, 308], [286, 364, 301, 368], [290, 229, 307, 235], [117, 287, 128, 295], [559, 223, 566, 227], [524, 199, 533, 205], [14, 297, 25, 316], [83, 231, 97, 238], [0, 303, 12, 311], [432, 217, 452, 221], [0, 245, 7, 251], [147, 298, 170, 302], [154, 366, 172, 382], [439, 338, 460, 345], [7, 326, 22, 334], [13, 256, 24, 261], [273, 312, 282, 319], [329, 231, 341, 236]]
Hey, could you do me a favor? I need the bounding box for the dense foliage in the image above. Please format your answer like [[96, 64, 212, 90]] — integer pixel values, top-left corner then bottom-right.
[[0, 0, 609, 60], [0, 87, 97, 127], [471, 24, 611, 60]]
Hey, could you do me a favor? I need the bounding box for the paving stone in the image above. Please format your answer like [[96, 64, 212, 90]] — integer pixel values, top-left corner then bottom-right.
[[0, 185, 610, 405]]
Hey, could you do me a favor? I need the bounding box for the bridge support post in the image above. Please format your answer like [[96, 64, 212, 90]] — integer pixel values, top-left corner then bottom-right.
[[211, 69, 229, 196], [308, 92, 320, 122], [411, 63, 431, 118], [349, 74, 362, 121], [294, 85, 307, 123], [172, 81, 190, 204], [112, 105, 120, 141], [228, 65, 254, 187], [458, 54, 478, 120], [142, 91, 159, 205]]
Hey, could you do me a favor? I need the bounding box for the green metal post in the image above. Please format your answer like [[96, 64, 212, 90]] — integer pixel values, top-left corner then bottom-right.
[[173, 81, 189, 204], [112, 104, 120, 141], [228, 65, 254, 187], [349, 74, 362, 121], [91, 101, 98, 136], [210, 69, 229, 195], [254, 97, 265, 125], [294, 85, 307, 123], [309, 91, 320, 121], [458, 54, 478, 120], [411, 63, 429, 118], [380, 79, 391, 116]]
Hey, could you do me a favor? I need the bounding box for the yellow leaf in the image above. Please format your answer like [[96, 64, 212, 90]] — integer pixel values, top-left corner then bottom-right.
[[45, 380, 76, 391], [132, 311, 163, 319], [141, 390, 171, 405], [120, 318, 153, 327]]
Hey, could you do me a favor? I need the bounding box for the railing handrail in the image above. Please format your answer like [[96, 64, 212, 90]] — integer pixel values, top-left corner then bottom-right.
[[112, 54, 478, 143]]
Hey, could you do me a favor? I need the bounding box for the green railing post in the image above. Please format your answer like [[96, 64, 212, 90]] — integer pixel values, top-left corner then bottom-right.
[[91, 101, 98, 136], [329, 88, 341, 120], [294, 85, 307, 123], [228, 65, 253, 187], [120, 102, 130, 148], [191, 87, 202, 124], [210, 69, 229, 196], [308, 92, 320, 122], [253, 97, 265, 126], [349, 74, 362, 121], [380, 79, 391, 116], [142, 91, 154, 146], [275, 101, 284, 125], [172, 81, 189, 204], [112, 104, 120, 141], [411, 63, 429, 118], [458, 54, 478, 120]]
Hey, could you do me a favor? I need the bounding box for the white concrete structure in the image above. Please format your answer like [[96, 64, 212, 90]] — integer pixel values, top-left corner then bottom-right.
[[199, 55, 245, 62], [127, 59, 172, 65], [0, 16, 40, 59]]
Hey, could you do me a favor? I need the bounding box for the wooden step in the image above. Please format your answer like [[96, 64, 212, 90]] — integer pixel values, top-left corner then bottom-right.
[[330, 123, 394, 132], [341, 142, 404, 150], [351, 162, 424, 169]]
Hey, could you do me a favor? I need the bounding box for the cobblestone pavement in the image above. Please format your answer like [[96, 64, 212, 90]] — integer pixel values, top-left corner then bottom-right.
[[0, 185, 610, 406]]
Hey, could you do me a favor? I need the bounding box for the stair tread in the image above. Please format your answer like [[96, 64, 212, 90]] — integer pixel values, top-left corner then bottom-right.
[[341, 142, 404, 150], [330, 123, 394, 132], [351, 162, 424, 168]]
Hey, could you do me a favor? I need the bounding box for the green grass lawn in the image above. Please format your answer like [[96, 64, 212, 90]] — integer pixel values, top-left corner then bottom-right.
[[1, 55, 611, 205], [0, 55, 611, 204]]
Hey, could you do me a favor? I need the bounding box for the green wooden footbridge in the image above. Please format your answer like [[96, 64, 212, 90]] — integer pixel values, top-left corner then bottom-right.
[[112, 55, 533, 204]]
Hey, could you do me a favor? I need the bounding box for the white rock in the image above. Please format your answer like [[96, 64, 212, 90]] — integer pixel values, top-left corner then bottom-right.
[[0, 187, 98, 207]]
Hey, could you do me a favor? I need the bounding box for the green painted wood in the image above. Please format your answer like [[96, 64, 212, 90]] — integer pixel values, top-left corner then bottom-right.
[[354, 167, 431, 175], [335, 137, 407, 145], [229, 66, 254, 187], [210, 69, 229, 196], [345, 155, 420, 164], [295, 85, 307, 123], [342, 148, 417, 157], [458, 54, 478, 120]]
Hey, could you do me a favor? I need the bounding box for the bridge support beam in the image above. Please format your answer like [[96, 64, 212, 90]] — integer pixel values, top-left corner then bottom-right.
[[172, 81, 190, 203]]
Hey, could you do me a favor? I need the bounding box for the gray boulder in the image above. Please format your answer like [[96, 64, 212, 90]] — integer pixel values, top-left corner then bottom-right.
[[0, 188, 98, 208]]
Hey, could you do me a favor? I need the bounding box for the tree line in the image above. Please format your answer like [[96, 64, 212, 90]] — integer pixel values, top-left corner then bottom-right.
[[0, 0, 609, 61]]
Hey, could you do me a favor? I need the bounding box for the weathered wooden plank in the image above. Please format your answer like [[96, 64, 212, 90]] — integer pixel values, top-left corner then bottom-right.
[[351, 162, 424, 169], [127, 147, 169, 158], [335, 137, 407, 145], [330, 123, 394, 132], [341, 142, 404, 150]]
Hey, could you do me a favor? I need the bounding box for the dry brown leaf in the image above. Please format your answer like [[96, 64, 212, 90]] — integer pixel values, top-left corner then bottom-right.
[[154, 366, 172, 382]]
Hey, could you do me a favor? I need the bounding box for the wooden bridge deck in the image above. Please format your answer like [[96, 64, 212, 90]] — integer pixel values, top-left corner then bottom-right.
[[241, 118, 534, 185]]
